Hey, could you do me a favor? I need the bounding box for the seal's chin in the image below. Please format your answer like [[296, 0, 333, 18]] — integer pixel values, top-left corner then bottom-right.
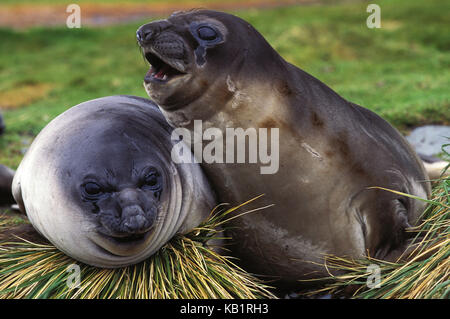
[[144, 51, 187, 83], [89, 227, 156, 257]]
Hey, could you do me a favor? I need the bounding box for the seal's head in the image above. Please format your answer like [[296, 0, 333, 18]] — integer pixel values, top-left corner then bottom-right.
[[69, 129, 168, 258], [136, 10, 283, 113], [12, 96, 215, 268]]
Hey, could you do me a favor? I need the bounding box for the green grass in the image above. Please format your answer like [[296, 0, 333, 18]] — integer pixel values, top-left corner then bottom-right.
[[0, 0, 449, 168]]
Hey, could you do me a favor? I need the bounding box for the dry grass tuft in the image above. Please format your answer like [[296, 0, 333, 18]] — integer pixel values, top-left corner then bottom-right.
[[0, 196, 276, 299], [0, 83, 53, 110], [304, 174, 449, 299]]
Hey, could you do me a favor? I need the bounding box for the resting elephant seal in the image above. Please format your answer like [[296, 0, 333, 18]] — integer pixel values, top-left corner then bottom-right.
[[0, 113, 16, 206], [12, 95, 215, 268], [0, 113, 5, 135], [137, 10, 432, 288], [0, 164, 15, 205]]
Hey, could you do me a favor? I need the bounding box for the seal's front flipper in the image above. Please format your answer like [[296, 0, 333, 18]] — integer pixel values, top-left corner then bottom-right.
[[383, 236, 439, 263], [362, 196, 417, 261], [0, 164, 15, 206]]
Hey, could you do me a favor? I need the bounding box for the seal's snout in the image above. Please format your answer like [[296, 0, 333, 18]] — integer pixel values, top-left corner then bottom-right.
[[137, 20, 171, 45], [117, 188, 156, 234], [121, 204, 154, 234], [96, 188, 158, 239], [137, 21, 188, 85], [136, 25, 156, 45]]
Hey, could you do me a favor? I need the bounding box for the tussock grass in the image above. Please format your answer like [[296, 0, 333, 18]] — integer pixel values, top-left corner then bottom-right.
[[0, 196, 276, 299], [305, 174, 449, 299]]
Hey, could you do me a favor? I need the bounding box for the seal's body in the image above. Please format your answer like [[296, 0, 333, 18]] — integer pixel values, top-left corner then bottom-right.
[[137, 10, 431, 287], [0, 164, 14, 205], [0, 114, 15, 206], [12, 96, 215, 268], [0, 113, 5, 135]]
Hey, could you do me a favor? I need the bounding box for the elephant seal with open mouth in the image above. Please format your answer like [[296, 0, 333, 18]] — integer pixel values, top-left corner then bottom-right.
[[137, 10, 431, 288], [12, 95, 215, 268]]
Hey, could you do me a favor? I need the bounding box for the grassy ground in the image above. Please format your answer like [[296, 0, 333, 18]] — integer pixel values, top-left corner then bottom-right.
[[0, 199, 277, 299], [0, 0, 449, 168]]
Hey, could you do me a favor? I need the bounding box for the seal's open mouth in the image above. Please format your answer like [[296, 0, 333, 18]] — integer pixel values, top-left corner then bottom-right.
[[145, 51, 186, 83]]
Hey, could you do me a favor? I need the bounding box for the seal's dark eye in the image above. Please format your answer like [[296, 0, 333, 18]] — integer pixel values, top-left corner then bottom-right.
[[84, 182, 102, 196], [197, 26, 217, 41], [82, 182, 106, 202], [142, 170, 161, 191], [145, 173, 158, 187]]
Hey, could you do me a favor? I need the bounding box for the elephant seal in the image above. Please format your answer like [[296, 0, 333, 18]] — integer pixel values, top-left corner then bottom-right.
[[0, 113, 5, 135], [137, 10, 432, 288], [0, 113, 16, 206], [12, 95, 215, 268], [0, 164, 15, 205]]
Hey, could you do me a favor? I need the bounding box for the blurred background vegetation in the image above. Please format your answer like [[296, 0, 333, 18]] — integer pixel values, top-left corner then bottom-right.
[[0, 0, 449, 168]]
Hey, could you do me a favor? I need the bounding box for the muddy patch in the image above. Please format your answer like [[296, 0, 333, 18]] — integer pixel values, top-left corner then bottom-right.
[[0, 83, 53, 110]]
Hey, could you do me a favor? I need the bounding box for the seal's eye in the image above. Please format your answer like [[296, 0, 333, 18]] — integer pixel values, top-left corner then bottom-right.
[[85, 182, 101, 195], [141, 169, 162, 191], [82, 182, 105, 201], [144, 173, 158, 187], [197, 26, 217, 41]]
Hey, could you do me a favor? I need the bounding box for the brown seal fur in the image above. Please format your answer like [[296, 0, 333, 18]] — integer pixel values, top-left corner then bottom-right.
[[137, 10, 431, 289]]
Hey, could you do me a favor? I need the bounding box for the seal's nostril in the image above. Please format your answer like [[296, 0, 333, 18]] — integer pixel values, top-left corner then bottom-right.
[[120, 204, 155, 234], [124, 215, 147, 232], [137, 28, 155, 44], [143, 30, 154, 42]]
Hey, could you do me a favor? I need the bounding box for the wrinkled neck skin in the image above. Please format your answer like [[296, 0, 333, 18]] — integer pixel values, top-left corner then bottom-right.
[[159, 44, 295, 131]]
